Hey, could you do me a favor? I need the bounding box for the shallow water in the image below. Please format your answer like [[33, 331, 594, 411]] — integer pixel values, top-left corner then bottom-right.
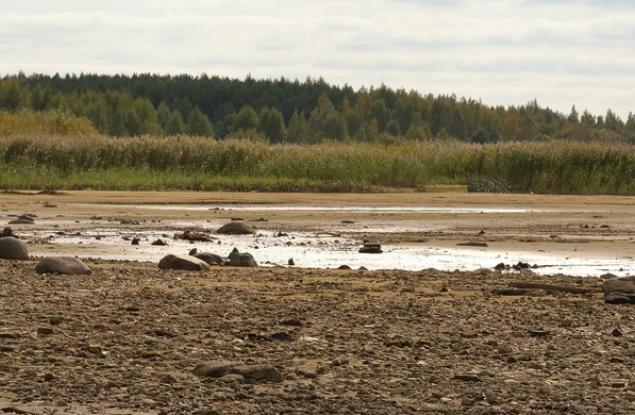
[[95, 203, 573, 214], [27, 227, 635, 277]]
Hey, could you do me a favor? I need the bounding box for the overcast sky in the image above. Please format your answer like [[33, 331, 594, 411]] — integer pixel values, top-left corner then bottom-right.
[[1, 0, 633, 117]]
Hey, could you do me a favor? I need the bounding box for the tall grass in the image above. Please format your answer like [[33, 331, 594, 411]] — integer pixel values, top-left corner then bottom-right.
[[1, 134, 634, 194], [0, 110, 97, 137]]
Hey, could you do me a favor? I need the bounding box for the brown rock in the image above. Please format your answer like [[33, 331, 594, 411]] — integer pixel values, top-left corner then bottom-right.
[[158, 254, 209, 271]]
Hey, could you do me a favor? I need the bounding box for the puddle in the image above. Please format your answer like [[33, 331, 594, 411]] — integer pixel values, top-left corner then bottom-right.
[[26, 227, 635, 277]]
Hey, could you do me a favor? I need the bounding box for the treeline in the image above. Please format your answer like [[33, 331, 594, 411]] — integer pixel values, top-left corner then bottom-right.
[[1, 73, 634, 143]]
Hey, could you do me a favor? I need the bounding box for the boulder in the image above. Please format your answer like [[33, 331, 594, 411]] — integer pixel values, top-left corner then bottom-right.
[[152, 239, 167, 246], [1, 227, 13, 237], [604, 276, 635, 304], [216, 222, 255, 235], [0, 236, 28, 260], [158, 254, 209, 271], [228, 248, 257, 267], [35, 257, 91, 275], [193, 252, 226, 266]]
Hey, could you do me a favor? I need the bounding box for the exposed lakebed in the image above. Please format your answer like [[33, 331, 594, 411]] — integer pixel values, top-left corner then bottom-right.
[[17, 202, 635, 277]]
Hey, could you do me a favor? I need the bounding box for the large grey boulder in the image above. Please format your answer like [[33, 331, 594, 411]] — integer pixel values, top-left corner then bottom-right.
[[216, 222, 255, 235], [0, 236, 28, 260], [228, 248, 257, 267], [35, 257, 91, 275], [158, 254, 209, 271], [604, 276, 635, 304]]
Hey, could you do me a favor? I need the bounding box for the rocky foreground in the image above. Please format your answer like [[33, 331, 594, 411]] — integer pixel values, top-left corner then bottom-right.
[[0, 260, 633, 414]]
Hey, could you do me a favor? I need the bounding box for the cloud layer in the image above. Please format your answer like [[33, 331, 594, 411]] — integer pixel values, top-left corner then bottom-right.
[[1, 0, 633, 117]]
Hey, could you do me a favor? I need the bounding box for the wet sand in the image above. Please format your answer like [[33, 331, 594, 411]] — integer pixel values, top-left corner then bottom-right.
[[0, 191, 634, 414]]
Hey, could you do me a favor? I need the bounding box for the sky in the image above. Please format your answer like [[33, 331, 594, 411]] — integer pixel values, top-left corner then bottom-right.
[[1, 0, 633, 118]]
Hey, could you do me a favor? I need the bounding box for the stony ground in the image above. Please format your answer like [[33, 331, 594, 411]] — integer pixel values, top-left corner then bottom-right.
[[0, 260, 633, 414]]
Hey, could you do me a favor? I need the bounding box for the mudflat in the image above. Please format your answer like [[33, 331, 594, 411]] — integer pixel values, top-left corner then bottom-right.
[[0, 191, 633, 414]]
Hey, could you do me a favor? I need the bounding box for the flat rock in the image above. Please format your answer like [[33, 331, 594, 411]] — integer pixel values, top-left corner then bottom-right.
[[216, 222, 255, 235], [158, 254, 209, 271], [193, 252, 225, 265], [193, 361, 243, 378], [230, 364, 283, 383], [0, 236, 29, 260], [35, 257, 91, 275], [604, 276, 635, 304]]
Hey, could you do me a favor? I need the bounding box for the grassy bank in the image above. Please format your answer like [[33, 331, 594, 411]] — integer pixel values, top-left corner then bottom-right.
[[1, 135, 634, 194]]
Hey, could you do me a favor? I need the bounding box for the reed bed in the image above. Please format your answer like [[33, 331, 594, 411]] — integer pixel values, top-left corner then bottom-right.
[[1, 134, 634, 194]]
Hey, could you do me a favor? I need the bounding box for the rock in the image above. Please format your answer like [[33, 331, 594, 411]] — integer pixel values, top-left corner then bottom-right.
[[1, 227, 13, 237], [612, 328, 623, 337], [453, 373, 482, 382], [151, 239, 167, 246], [193, 361, 282, 383], [230, 364, 283, 383], [341, 220, 355, 224], [175, 230, 215, 242], [193, 361, 243, 378], [37, 327, 54, 336], [338, 265, 352, 270], [193, 252, 225, 266], [288, 258, 295, 266], [0, 236, 28, 260], [49, 317, 64, 325], [604, 276, 635, 304], [8, 214, 35, 225], [35, 257, 91, 275], [131, 237, 140, 245], [158, 254, 209, 271], [457, 241, 488, 248], [359, 243, 383, 254], [228, 248, 257, 267], [216, 222, 255, 235]]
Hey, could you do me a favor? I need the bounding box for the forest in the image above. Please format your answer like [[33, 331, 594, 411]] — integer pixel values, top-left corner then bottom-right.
[[1, 73, 634, 143]]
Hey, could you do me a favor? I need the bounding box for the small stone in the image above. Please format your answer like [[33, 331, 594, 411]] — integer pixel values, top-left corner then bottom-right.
[[288, 258, 295, 266], [612, 328, 623, 337], [131, 237, 140, 245], [37, 327, 54, 336], [152, 239, 167, 246], [49, 317, 64, 325]]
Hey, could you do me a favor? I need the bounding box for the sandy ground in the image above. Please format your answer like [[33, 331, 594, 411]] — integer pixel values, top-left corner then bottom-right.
[[0, 191, 634, 414]]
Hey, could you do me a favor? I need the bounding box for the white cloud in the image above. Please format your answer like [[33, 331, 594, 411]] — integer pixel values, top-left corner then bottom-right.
[[0, 0, 633, 117]]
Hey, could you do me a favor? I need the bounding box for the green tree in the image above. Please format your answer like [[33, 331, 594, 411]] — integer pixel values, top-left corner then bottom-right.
[[0, 79, 25, 112], [259, 107, 286, 143], [165, 110, 185, 135], [186, 107, 214, 137], [287, 110, 308, 143], [232, 105, 259, 134]]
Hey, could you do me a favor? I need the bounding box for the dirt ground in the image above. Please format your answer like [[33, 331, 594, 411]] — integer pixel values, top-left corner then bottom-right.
[[0, 191, 634, 414]]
